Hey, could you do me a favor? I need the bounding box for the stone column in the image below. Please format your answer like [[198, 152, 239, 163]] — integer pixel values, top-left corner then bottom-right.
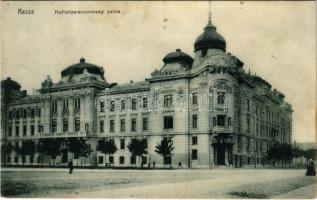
[[68, 97, 74, 133], [27, 114, 31, 137], [43, 98, 50, 134], [57, 98, 63, 134], [80, 95, 86, 132]]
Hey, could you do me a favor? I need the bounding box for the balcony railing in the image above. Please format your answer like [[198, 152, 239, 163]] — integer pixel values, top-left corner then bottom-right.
[[212, 126, 233, 133]]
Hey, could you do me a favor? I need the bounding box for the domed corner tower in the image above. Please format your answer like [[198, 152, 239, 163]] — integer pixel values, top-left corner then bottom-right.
[[60, 57, 109, 84], [193, 14, 227, 67]]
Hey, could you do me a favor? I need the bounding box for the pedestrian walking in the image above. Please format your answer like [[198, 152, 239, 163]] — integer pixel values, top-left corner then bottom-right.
[[68, 160, 74, 174], [153, 161, 156, 169], [306, 159, 316, 176]]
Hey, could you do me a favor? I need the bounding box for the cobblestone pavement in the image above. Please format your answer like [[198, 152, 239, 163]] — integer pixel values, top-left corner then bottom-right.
[[1, 168, 316, 198]]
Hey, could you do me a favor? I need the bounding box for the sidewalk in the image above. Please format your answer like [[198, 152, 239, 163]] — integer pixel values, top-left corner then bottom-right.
[[272, 184, 316, 199]]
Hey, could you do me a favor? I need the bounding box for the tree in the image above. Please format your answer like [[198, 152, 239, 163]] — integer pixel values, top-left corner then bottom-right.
[[1, 142, 13, 165], [267, 143, 296, 168], [69, 138, 84, 159], [38, 139, 62, 165], [155, 137, 175, 168], [127, 138, 148, 168], [96, 138, 117, 167], [21, 140, 36, 164]]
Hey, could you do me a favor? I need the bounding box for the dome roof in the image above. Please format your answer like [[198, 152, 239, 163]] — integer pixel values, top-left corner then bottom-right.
[[61, 57, 105, 79], [163, 49, 193, 65], [194, 19, 226, 52], [1, 77, 21, 90]]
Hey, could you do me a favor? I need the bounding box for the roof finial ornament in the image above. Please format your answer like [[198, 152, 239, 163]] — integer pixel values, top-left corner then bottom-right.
[[208, 1, 212, 24]]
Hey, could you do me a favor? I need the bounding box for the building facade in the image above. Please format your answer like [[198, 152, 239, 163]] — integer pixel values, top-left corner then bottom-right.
[[1, 16, 292, 168]]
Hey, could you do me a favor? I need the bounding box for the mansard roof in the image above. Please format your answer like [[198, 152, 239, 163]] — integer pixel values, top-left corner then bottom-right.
[[107, 81, 150, 94]]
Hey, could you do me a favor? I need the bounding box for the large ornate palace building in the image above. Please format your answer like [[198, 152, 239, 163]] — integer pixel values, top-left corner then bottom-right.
[[1, 15, 292, 168]]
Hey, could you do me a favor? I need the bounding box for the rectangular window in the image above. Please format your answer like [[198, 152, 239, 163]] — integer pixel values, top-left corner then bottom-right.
[[100, 102, 105, 112], [9, 111, 13, 120], [110, 101, 115, 112], [247, 118, 250, 132], [192, 149, 198, 160], [63, 118, 68, 132], [16, 126, 19, 136], [30, 109, 35, 118], [23, 109, 27, 119], [217, 92, 225, 104], [164, 116, 173, 129], [131, 118, 136, 132], [38, 108, 41, 117], [52, 120, 57, 133], [109, 156, 114, 164], [74, 98, 80, 110], [75, 118, 80, 132], [130, 156, 136, 164], [16, 110, 20, 119], [63, 99, 69, 110], [119, 156, 125, 164], [163, 95, 173, 108], [98, 156, 104, 164], [8, 126, 12, 136], [142, 98, 148, 109], [131, 99, 137, 110], [217, 115, 226, 126], [247, 99, 250, 111], [110, 120, 115, 133], [192, 93, 198, 105], [100, 120, 104, 132], [142, 117, 148, 131], [14, 156, 18, 163], [31, 125, 35, 135], [227, 117, 231, 126], [120, 119, 126, 132], [23, 125, 27, 136], [213, 117, 217, 127], [142, 156, 147, 164], [247, 137, 250, 150], [30, 155, 34, 164], [7, 156, 11, 164], [192, 114, 198, 128], [38, 125, 43, 133], [120, 139, 125, 149], [192, 136, 198, 145], [51, 100, 58, 112], [121, 100, 126, 111]]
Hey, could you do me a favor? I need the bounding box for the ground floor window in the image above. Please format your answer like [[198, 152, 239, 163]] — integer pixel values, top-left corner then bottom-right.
[[30, 155, 34, 164], [7, 156, 11, 163], [119, 156, 125, 164], [131, 156, 136, 165], [192, 149, 198, 160], [142, 156, 147, 164], [109, 156, 114, 164], [14, 156, 18, 163], [98, 156, 103, 164], [164, 156, 171, 165]]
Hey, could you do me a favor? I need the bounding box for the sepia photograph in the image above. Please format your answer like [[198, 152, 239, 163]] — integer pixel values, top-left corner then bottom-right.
[[1, 1, 316, 198]]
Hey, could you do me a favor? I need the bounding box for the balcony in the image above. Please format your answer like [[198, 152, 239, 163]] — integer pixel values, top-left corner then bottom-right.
[[212, 126, 233, 134]]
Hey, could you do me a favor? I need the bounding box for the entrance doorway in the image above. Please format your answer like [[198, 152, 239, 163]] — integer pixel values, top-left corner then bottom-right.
[[217, 145, 225, 165]]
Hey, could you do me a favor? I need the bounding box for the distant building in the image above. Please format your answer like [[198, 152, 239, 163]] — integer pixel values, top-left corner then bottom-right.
[[1, 14, 292, 168]]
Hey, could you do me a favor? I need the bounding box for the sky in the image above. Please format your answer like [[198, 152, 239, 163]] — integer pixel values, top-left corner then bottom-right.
[[1, 1, 316, 143]]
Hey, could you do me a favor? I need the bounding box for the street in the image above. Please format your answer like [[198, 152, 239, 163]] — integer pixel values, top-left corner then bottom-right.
[[1, 168, 316, 198]]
